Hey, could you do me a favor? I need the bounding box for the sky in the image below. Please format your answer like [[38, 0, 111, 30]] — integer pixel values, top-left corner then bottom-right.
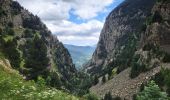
[[16, 0, 124, 46]]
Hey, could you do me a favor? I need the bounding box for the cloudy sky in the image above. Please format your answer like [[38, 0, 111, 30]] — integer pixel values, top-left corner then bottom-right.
[[16, 0, 124, 46]]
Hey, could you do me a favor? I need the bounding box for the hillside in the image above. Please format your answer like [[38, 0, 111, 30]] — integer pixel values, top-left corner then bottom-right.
[[0, 58, 79, 99], [0, 0, 81, 93], [87, 0, 170, 99], [64, 44, 95, 69], [84, 0, 156, 75]]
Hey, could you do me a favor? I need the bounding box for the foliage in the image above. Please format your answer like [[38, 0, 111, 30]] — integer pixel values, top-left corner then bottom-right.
[[154, 68, 170, 96], [2, 38, 22, 69], [0, 65, 79, 100], [108, 68, 117, 80], [104, 92, 113, 100], [23, 29, 34, 38], [93, 75, 99, 85], [130, 54, 147, 78], [23, 15, 43, 30], [136, 80, 169, 100], [0, 7, 6, 17], [114, 33, 138, 73], [24, 35, 49, 79], [102, 75, 106, 83], [10, 1, 22, 15], [84, 93, 99, 100], [162, 52, 170, 63]]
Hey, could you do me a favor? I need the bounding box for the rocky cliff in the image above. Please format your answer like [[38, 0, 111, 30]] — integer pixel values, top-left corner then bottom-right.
[[84, 0, 156, 75], [89, 0, 170, 99], [0, 0, 76, 90]]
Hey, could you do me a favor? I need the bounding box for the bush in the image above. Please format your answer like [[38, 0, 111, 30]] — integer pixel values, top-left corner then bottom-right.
[[102, 75, 106, 83], [84, 93, 99, 100], [136, 80, 169, 100], [93, 75, 99, 85], [0, 7, 6, 17], [23, 29, 34, 38], [163, 53, 170, 63], [104, 92, 113, 100], [3, 39, 21, 69], [8, 22, 14, 28]]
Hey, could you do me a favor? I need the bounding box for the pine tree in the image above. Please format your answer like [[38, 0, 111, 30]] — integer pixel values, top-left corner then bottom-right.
[[136, 80, 169, 100], [24, 35, 49, 79]]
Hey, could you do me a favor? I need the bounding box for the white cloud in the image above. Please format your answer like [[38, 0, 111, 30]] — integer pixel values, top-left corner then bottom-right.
[[44, 20, 103, 46], [16, 0, 116, 46]]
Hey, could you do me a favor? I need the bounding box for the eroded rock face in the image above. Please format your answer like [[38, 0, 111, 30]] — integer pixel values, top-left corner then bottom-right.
[[84, 0, 156, 75], [142, 2, 170, 54]]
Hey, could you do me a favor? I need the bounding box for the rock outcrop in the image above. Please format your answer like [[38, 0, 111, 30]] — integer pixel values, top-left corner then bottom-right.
[[84, 0, 156, 75]]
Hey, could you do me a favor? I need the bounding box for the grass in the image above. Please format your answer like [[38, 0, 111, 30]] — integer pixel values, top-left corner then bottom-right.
[[2, 35, 14, 42], [0, 59, 79, 100]]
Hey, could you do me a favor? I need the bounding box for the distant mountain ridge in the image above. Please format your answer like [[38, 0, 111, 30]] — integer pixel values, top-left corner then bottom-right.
[[64, 44, 96, 69]]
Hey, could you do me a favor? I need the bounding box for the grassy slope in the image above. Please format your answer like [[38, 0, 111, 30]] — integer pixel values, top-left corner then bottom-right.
[[0, 58, 79, 100]]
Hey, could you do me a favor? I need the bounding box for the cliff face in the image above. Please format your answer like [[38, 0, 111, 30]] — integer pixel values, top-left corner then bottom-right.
[[84, 0, 156, 75], [0, 0, 76, 90], [90, 1, 170, 99]]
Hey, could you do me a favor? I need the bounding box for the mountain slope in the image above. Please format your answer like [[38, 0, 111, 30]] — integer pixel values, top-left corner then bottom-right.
[[89, 0, 170, 99], [84, 0, 156, 75], [0, 58, 79, 100], [64, 44, 95, 69], [0, 0, 77, 91]]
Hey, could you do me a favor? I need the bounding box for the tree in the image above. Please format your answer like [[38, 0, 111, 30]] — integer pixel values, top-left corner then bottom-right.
[[24, 35, 49, 79], [104, 92, 113, 100], [93, 75, 99, 85], [102, 75, 106, 83], [136, 80, 169, 100]]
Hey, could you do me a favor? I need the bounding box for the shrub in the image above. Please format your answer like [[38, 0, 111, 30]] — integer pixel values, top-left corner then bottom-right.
[[93, 75, 99, 85], [0, 7, 6, 17], [23, 29, 34, 38], [136, 80, 169, 100], [162, 53, 170, 63], [8, 22, 14, 28], [3, 39, 21, 69], [104, 92, 113, 100], [84, 93, 99, 100], [102, 75, 106, 83]]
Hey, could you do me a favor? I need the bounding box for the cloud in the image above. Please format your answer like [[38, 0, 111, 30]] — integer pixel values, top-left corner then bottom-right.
[[16, 0, 116, 46], [44, 19, 103, 46]]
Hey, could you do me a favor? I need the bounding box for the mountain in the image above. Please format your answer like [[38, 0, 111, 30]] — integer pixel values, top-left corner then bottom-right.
[[0, 0, 78, 92], [84, 0, 156, 75], [85, 0, 170, 99], [64, 44, 96, 69]]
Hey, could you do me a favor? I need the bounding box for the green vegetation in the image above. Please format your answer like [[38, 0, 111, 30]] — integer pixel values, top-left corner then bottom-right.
[[114, 33, 139, 73], [93, 75, 99, 85], [83, 93, 99, 100], [104, 92, 113, 100], [0, 64, 79, 100], [154, 68, 170, 96], [102, 75, 106, 83], [23, 35, 49, 79], [130, 54, 148, 78], [162, 52, 170, 63], [136, 80, 169, 100], [0, 7, 6, 17], [108, 68, 117, 80]]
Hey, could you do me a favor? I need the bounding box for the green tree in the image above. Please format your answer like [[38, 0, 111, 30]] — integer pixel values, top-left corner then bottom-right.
[[24, 35, 49, 79], [104, 92, 113, 100], [136, 80, 169, 100], [93, 75, 99, 85], [102, 75, 106, 83]]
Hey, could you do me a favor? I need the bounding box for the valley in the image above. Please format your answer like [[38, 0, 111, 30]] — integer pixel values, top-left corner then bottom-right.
[[0, 0, 170, 100]]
